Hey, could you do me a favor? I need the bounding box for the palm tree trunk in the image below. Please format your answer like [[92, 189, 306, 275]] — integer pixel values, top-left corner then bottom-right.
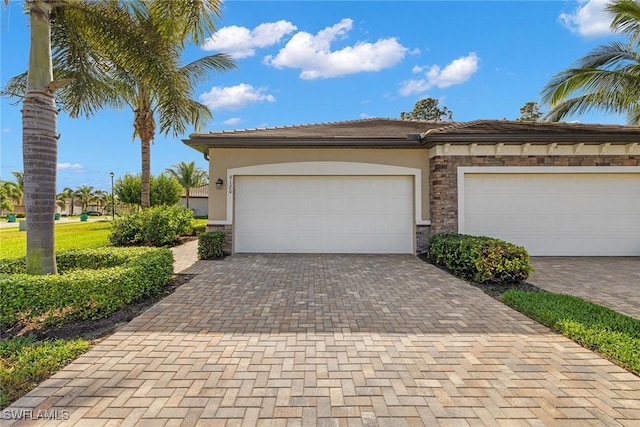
[[140, 136, 151, 208], [186, 188, 190, 209], [134, 86, 155, 208], [23, 0, 57, 275]]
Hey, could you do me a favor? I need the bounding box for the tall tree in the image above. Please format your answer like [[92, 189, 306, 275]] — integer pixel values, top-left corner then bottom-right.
[[164, 161, 208, 209], [517, 101, 544, 122], [400, 98, 454, 122], [3, 1, 233, 274], [541, 0, 640, 124], [74, 185, 95, 212], [91, 1, 234, 208]]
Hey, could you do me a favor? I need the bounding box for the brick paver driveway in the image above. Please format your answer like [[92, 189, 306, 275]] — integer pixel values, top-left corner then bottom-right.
[[5, 255, 640, 426], [529, 257, 640, 320]]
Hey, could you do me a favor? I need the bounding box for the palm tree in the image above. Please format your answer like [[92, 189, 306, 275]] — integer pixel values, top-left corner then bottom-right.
[[10, 171, 24, 206], [74, 185, 97, 212], [106, 2, 235, 208], [541, 0, 640, 124], [93, 190, 109, 213], [1, 180, 19, 213], [165, 161, 208, 209], [3, 1, 232, 274]]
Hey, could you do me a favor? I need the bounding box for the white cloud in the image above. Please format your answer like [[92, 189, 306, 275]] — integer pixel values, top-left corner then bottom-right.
[[399, 53, 479, 96], [202, 20, 297, 58], [57, 162, 83, 171], [223, 117, 242, 125], [559, 0, 613, 36], [264, 18, 409, 79], [199, 83, 276, 111]]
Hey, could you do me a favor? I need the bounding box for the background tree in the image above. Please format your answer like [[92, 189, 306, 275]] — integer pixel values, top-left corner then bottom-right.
[[150, 174, 183, 207], [115, 173, 182, 207], [58, 187, 77, 216], [1, 181, 18, 212], [10, 171, 24, 206], [74, 185, 95, 212], [541, 0, 640, 123], [164, 161, 208, 209], [400, 97, 454, 121], [517, 101, 544, 121], [114, 174, 143, 207]]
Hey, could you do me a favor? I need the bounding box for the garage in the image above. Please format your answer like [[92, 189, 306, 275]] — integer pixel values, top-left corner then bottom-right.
[[460, 169, 640, 256], [234, 175, 414, 253]]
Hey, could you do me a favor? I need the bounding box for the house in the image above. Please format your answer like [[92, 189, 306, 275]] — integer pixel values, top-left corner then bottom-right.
[[179, 184, 208, 217], [183, 118, 640, 256]]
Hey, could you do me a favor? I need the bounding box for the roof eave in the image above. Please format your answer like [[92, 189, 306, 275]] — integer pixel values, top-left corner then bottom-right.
[[421, 133, 640, 148], [182, 137, 423, 152]]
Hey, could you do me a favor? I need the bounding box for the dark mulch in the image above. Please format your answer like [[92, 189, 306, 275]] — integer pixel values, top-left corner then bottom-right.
[[2, 274, 195, 342], [417, 253, 542, 300]]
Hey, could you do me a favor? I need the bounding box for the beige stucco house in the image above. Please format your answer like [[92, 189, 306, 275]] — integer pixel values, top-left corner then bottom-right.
[[183, 118, 640, 256], [179, 184, 209, 217]]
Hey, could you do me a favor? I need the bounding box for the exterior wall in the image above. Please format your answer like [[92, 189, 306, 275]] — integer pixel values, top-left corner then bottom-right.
[[179, 197, 208, 217], [206, 148, 430, 254], [429, 155, 640, 233], [208, 148, 430, 223]]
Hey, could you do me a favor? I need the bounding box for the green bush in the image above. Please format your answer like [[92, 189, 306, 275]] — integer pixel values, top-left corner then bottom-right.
[[109, 205, 193, 247], [427, 232, 532, 283], [503, 290, 640, 375], [192, 224, 207, 235], [198, 231, 226, 259], [0, 247, 173, 328]]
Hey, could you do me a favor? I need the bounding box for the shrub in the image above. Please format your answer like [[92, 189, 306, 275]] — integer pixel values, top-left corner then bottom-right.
[[109, 205, 193, 247], [198, 231, 226, 259], [427, 232, 532, 284], [0, 247, 173, 328], [192, 224, 207, 235]]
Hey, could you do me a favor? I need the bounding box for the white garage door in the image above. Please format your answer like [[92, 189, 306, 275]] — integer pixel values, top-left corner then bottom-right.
[[462, 172, 640, 256], [234, 175, 414, 253]]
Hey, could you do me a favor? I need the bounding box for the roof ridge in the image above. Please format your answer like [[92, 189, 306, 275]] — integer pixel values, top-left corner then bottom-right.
[[422, 120, 480, 135], [209, 117, 409, 134]]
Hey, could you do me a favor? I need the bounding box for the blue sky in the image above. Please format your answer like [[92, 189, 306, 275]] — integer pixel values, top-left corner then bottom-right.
[[0, 0, 627, 192]]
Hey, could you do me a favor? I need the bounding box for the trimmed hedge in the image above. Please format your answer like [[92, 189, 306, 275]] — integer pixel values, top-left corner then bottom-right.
[[109, 205, 194, 247], [198, 231, 226, 259], [0, 247, 173, 328], [427, 232, 532, 284]]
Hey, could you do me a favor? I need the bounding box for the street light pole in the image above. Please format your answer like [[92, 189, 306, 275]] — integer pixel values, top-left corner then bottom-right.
[[110, 172, 115, 219]]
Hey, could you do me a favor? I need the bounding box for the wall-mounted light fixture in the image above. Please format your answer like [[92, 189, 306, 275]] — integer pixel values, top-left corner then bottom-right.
[[215, 178, 224, 190]]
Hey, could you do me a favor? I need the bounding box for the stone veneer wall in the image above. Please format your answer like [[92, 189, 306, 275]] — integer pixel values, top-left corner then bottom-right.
[[416, 224, 430, 254], [429, 155, 640, 233], [206, 224, 233, 254]]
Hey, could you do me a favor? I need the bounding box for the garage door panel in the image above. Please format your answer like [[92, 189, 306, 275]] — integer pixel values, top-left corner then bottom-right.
[[235, 175, 414, 253], [463, 173, 640, 256]]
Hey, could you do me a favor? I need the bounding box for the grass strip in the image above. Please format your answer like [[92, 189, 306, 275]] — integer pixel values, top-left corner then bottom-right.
[[502, 290, 640, 375], [0, 221, 112, 260], [0, 337, 90, 409]]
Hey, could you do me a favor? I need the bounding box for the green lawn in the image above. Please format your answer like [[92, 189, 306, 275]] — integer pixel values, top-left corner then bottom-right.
[[0, 337, 90, 408], [0, 221, 112, 260]]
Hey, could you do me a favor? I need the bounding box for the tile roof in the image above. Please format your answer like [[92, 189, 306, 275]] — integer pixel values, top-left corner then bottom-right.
[[182, 184, 208, 198], [183, 118, 640, 152]]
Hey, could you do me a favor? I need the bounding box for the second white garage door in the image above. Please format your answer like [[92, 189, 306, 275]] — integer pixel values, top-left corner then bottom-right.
[[234, 175, 414, 253], [461, 171, 640, 256]]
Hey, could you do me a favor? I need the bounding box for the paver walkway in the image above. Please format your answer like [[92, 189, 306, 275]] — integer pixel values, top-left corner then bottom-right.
[[4, 253, 640, 426], [529, 257, 640, 320]]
